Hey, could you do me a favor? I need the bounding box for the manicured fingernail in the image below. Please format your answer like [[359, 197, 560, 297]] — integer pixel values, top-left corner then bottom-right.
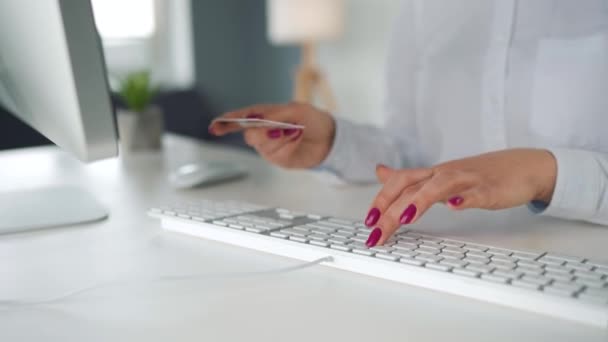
[[267, 129, 281, 139], [365, 207, 380, 227], [283, 128, 297, 136], [448, 196, 463, 206], [208, 125, 215, 135], [289, 129, 303, 141], [366, 227, 382, 247], [399, 204, 417, 225], [247, 113, 263, 119]]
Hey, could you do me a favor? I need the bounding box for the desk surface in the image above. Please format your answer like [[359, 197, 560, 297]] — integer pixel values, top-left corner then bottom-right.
[[1, 134, 607, 341]]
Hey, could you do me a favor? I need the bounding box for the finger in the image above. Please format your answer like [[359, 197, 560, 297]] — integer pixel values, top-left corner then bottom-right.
[[261, 129, 304, 166], [365, 182, 422, 247], [385, 170, 475, 232], [447, 185, 494, 210], [209, 104, 277, 136], [364, 168, 432, 228], [375, 164, 396, 184], [257, 128, 303, 156]]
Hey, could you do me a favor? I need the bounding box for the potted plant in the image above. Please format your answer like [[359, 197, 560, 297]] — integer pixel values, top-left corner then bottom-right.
[[115, 71, 163, 152]]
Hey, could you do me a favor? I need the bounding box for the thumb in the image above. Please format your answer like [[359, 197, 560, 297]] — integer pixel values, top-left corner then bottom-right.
[[375, 164, 395, 184]]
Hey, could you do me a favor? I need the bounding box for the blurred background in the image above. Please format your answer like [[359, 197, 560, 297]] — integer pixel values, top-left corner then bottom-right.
[[0, 0, 400, 152]]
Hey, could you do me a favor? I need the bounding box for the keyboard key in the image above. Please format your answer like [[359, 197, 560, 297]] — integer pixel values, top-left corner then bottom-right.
[[441, 240, 465, 248], [566, 262, 593, 272], [544, 265, 572, 274], [443, 246, 467, 254], [493, 269, 523, 279], [466, 264, 494, 274], [370, 246, 394, 253], [330, 244, 352, 252], [393, 250, 418, 258], [518, 266, 543, 275], [289, 236, 308, 243], [212, 220, 228, 226], [544, 253, 584, 264], [543, 271, 573, 282], [453, 268, 480, 278], [399, 258, 424, 267], [309, 240, 329, 247], [393, 242, 418, 251], [416, 246, 441, 255], [463, 256, 490, 265], [228, 224, 244, 230], [512, 279, 541, 291], [517, 260, 544, 268], [574, 270, 603, 280], [376, 253, 399, 261], [328, 237, 350, 245], [328, 218, 355, 225], [419, 242, 442, 250], [308, 233, 329, 241], [544, 286, 577, 298], [481, 274, 510, 284], [270, 232, 288, 239], [425, 262, 451, 272], [487, 248, 512, 256], [521, 275, 551, 286], [466, 250, 492, 259], [353, 248, 375, 256], [488, 261, 516, 270], [575, 278, 605, 289], [491, 255, 518, 263], [440, 259, 468, 268], [465, 244, 488, 252], [415, 254, 443, 263], [538, 256, 565, 267], [282, 228, 307, 237], [512, 251, 543, 260], [441, 251, 465, 260]]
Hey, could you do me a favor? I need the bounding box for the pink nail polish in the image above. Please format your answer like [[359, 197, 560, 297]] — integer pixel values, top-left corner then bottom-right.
[[208, 126, 215, 135], [247, 113, 263, 119], [366, 227, 382, 247], [448, 196, 463, 206], [365, 207, 380, 227], [283, 128, 297, 136], [267, 129, 281, 139], [399, 204, 417, 225]]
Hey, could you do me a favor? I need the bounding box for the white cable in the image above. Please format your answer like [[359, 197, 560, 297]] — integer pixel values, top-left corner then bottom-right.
[[0, 256, 334, 309]]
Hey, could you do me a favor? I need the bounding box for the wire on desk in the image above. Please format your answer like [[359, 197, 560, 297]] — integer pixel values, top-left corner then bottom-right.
[[0, 256, 334, 309]]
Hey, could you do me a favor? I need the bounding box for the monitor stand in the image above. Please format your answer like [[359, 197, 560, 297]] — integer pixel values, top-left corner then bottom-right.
[[0, 186, 108, 234]]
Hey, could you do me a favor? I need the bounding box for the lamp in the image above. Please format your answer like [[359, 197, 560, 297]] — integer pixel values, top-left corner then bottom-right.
[[266, 0, 344, 111]]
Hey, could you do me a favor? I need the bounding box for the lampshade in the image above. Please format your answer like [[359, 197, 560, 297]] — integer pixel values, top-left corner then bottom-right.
[[266, 0, 345, 44]]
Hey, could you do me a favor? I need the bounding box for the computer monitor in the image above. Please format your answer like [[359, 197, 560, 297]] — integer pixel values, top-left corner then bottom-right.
[[0, 0, 118, 233]]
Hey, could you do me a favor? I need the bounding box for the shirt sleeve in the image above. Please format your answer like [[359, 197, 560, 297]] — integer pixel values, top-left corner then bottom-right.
[[318, 117, 415, 183], [529, 148, 608, 225]]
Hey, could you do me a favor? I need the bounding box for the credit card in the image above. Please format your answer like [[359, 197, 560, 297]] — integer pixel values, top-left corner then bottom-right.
[[213, 118, 305, 129]]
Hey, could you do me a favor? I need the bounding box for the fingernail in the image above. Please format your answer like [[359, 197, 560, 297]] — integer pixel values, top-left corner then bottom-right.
[[208, 125, 215, 135], [289, 129, 303, 141], [448, 196, 463, 206], [247, 113, 263, 119], [399, 204, 417, 225], [366, 227, 382, 247], [365, 207, 380, 227], [283, 128, 297, 136], [376, 163, 387, 170], [267, 129, 281, 139]]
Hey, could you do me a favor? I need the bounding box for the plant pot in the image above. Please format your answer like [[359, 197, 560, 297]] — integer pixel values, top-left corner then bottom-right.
[[117, 106, 163, 153]]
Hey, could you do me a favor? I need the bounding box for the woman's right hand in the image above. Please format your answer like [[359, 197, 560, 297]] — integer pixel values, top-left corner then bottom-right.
[[208, 102, 336, 169]]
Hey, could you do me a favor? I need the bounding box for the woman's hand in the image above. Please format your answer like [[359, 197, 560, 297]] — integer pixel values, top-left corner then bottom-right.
[[363, 149, 558, 246], [208, 102, 335, 169]]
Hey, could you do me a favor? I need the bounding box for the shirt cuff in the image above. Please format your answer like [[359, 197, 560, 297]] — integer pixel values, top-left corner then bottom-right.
[[528, 148, 603, 222], [316, 117, 356, 178]]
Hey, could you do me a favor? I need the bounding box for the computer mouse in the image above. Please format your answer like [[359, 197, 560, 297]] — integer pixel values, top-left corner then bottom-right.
[[168, 161, 247, 189]]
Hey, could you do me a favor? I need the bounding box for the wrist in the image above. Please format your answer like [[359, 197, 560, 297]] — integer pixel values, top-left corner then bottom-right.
[[533, 149, 557, 203]]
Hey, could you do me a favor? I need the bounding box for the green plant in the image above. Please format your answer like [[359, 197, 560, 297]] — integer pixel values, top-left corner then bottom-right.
[[118, 71, 158, 113]]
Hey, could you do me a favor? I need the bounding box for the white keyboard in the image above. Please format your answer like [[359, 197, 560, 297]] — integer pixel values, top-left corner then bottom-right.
[[149, 200, 608, 328]]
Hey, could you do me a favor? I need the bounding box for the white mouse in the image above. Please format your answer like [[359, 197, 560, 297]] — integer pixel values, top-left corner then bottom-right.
[[168, 161, 247, 189]]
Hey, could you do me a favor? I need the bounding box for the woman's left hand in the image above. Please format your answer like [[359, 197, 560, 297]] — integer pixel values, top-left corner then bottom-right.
[[363, 148, 558, 246]]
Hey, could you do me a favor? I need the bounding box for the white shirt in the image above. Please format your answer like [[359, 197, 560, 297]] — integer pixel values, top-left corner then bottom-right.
[[322, 0, 608, 225]]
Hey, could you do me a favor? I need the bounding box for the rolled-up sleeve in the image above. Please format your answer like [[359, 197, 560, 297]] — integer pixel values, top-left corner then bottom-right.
[[529, 148, 608, 225]]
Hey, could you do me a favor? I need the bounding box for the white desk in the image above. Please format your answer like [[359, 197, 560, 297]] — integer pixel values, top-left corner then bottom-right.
[[1, 134, 607, 341]]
